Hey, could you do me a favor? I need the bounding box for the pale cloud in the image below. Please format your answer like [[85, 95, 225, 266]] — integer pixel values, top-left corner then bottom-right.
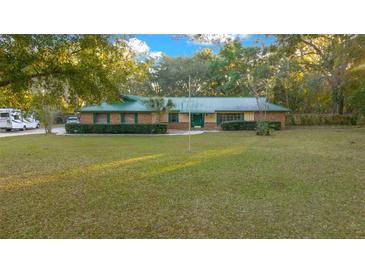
[[126, 38, 149, 55], [149, 51, 163, 59], [126, 38, 162, 60], [186, 34, 249, 45]]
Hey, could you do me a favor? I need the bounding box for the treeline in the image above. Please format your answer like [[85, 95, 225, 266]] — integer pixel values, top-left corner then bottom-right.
[[130, 35, 365, 117], [1, 35, 365, 120]]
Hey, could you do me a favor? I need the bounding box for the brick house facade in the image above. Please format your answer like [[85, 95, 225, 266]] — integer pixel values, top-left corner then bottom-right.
[[79, 95, 289, 129]]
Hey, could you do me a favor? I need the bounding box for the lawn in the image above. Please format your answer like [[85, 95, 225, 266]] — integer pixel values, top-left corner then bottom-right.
[[0, 127, 364, 238]]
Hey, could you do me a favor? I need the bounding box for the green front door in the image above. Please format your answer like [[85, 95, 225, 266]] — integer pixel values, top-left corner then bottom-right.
[[191, 113, 204, 128]]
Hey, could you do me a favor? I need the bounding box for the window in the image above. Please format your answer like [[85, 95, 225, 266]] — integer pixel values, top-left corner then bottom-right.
[[168, 113, 179, 123], [0, 113, 9, 118], [95, 113, 107, 124], [217, 113, 243, 124]]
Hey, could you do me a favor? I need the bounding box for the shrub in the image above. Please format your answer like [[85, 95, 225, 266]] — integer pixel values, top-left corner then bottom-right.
[[356, 115, 365, 127], [267, 121, 282, 130], [221, 121, 256, 131], [286, 114, 356, 126], [65, 123, 167, 134], [256, 121, 271, 136], [221, 120, 281, 131]]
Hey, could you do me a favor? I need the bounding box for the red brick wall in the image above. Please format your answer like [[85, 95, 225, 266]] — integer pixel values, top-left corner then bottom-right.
[[205, 122, 218, 130], [254, 112, 286, 128], [80, 113, 93, 124], [167, 122, 189, 130], [138, 113, 152, 124], [167, 122, 218, 130]]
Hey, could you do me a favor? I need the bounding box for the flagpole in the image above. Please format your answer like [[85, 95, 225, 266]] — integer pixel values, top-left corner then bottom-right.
[[188, 75, 191, 153]]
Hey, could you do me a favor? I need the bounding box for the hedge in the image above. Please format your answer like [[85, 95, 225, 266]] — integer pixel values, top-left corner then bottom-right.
[[65, 123, 167, 134], [286, 114, 357, 126], [221, 120, 281, 131]]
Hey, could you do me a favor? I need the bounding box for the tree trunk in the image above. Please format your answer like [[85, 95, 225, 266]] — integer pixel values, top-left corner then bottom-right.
[[332, 89, 344, 114], [43, 105, 54, 134], [337, 95, 344, 114], [285, 89, 289, 110], [330, 66, 346, 114], [44, 123, 53, 134]]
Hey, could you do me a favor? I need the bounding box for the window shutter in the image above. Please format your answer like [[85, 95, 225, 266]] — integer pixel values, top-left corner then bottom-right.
[[168, 113, 172, 123], [134, 113, 138, 124], [93, 113, 96, 124], [120, 113, 125, 124], [107, 113, 110, 124]]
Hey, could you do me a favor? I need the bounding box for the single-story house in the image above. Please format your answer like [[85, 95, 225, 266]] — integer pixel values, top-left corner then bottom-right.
[[79, 95, 290, 129]]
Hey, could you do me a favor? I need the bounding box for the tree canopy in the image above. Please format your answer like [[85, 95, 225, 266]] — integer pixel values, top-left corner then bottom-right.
[[274, 34, 365, 114], [0, 34, 148, 108], [2, 34, 365, 117]]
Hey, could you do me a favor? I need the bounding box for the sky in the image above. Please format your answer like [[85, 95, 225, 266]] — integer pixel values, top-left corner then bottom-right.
[[126, 34, 275, 58]]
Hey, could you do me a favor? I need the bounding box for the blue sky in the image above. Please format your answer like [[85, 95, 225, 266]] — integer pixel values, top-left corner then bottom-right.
[[132, 34, 274, 57]]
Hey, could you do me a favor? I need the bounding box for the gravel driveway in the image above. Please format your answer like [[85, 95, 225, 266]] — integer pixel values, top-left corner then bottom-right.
[[0, 127, 65, 138]]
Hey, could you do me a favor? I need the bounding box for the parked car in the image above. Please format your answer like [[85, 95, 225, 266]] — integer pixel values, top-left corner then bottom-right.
[[66, 116, 80, 124], [23, 114, 40, 129], [0, 108, 40, 131]]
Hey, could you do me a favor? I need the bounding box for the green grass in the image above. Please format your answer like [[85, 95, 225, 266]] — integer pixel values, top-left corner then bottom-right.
[[1, 126, 364, 238]]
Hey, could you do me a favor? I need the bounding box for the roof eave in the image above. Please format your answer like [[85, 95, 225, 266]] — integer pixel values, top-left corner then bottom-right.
[[80, 110, 154, 113]]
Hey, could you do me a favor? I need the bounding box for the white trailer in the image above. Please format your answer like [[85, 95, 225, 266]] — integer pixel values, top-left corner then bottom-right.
[[0, 108, 40, 131]]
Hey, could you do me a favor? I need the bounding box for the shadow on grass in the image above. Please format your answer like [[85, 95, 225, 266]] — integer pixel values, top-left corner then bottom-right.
[[0, 154, 163, 191], [1, 146, 247, 192], [139, 147, 246, 179]]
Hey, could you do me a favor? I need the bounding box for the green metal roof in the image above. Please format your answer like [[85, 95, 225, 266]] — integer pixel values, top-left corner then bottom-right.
[[80, 98, 153, 113], [79, 95, 290, 113]]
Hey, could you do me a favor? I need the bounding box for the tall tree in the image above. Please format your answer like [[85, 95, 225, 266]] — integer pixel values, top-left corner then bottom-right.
[[209, 41, 250, 96], [0, 34, 148, 131], [0, 34, 147, 103], [150, 54, 213, 96], [274, 34, 365, 114]]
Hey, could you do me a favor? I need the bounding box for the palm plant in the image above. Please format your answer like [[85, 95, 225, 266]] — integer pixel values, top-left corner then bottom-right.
[[144, 97, 175, 123]]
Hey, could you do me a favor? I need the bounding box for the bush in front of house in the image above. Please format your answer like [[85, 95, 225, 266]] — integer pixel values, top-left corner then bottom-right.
[[221, 121, 256, 131], [65, 123, 167, 134], [287, 114, 356, 126], [256, 121, 271, 136], [221, 120, 281, 131]]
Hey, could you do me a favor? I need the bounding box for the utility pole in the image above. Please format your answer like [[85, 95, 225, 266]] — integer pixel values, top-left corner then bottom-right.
[[188, 75, 191, 153]]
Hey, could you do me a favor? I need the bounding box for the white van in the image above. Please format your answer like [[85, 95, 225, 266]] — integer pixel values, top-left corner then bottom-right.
[[0, 108, 40, 131]]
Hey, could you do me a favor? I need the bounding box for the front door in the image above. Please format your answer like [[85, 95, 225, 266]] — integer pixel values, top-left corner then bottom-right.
[[191, 113, 204, 128]]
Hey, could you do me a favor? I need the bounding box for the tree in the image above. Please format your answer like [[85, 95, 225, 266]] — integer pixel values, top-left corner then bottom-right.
[[151, 54, 213, 96], [210, 40, 280, 134], [209, 41, 250, 96], [343, 64, 365, 125], [0, 35, 145, 102], [31, 93, 59, 134], [143, 97, 175, 122], [274, 34, 365, 114], [241, 47, 278, 135], [0, 34, 148, 132], [0, 88, 32, 110]]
